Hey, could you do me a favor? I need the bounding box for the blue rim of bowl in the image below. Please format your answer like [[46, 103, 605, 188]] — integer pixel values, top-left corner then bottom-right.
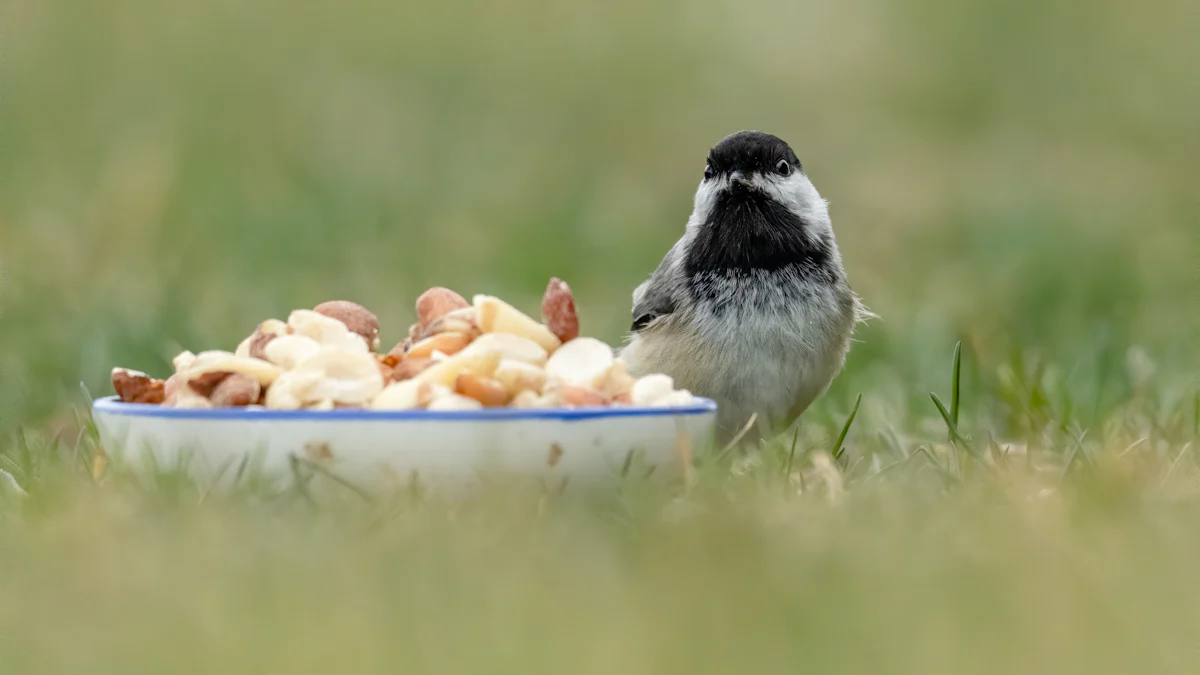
[[92, 395, 718, 422]]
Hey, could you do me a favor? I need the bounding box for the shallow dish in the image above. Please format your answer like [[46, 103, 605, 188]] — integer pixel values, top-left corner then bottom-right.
[[92, 396, 718, 492]]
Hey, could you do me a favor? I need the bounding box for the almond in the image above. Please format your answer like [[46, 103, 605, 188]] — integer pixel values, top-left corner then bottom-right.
[[210, 374, 261, 407], [188, 371, 232, 397], [541, 277, 579, 343], [455, 372, 510, 407], [416, 287, 469, 330], [112, 368, 166, 404], [314, 300, 381, 350], [406, 332, 472, 360]]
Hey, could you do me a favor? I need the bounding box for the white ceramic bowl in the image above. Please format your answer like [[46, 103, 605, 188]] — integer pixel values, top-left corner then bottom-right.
[[92, 396, 718, 493]]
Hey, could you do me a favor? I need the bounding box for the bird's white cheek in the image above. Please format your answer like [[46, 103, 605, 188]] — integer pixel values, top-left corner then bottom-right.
[[689, 181, 721, 229]]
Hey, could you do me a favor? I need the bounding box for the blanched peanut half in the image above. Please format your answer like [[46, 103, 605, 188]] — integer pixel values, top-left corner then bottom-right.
[[427, 393, 485, 411], [422, 307, 481, 340], [630, 374, 676, 406], [415, 348, 503, 389], [371, 380, 450, 410], [184, 351, 284, 387], [598, 358, 636, 399], [492, 359, 546, 396], [287, 310, 369, 352], [263, 335, 322, 370], [460, 332, 548, 366], [236, 319, 289, 359], [544, 337, 615, 389], [473, 295, 561, 353], [510, 390, 541, 408], [173, 350, 198, 374], [454, 372, 509, 407], [651, 389, 696, 407], [165, 373, 213, 409], [406, 332, 472, 360], [295, 346, 385, 406], [265, 370, 324, 410]]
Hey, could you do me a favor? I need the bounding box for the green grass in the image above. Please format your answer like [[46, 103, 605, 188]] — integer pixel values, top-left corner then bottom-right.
[[1, 0, 1198, 671]]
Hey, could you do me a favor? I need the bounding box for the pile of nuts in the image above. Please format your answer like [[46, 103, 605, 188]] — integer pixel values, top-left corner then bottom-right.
[[110, 278, 696, 412]]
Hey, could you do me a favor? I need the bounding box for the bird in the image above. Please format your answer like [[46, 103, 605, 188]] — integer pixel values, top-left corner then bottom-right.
[[620, 130, 870, 443]]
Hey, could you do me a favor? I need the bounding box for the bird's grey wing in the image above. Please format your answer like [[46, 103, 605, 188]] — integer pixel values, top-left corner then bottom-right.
[[631, 280, 676, 332], [630, 243, 684, 332]]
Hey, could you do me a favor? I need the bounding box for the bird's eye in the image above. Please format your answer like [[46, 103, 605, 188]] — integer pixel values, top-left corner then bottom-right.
[[775, 159, 791, 176], [703, 163, 714, 180]]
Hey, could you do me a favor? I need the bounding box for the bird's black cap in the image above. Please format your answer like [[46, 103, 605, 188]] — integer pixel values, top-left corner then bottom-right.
[[706, 131, 801, 177]]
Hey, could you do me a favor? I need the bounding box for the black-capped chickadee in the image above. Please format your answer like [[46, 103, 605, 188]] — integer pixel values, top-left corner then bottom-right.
[[621, 131, 869, 442]]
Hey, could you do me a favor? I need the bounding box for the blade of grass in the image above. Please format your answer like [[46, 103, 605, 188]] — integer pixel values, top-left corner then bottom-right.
[[1060, 445, 1083, 481], [784, 427, 799, 476], [196, 455, 239, 504], [950, 341, 962, 428], [232, 453, 252, 488], [1070, 430, 1093, 467], [1116, 437, 1148, 459], [620, 448, 639, 479], [931, 393, 975, 454], [914, 445, 958, 483], [15, 428, 34, 484], [832, 394, 863, 461], [1159, 442, 1192, 488], [287, 454, 316, 508], [295, 457, 376, 504], [714, 413, 758, 463]]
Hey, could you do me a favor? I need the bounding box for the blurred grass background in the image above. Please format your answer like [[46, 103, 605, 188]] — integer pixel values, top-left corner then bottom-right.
[[2, 0, 1196, 434], [1, 0, 1198, 672]]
